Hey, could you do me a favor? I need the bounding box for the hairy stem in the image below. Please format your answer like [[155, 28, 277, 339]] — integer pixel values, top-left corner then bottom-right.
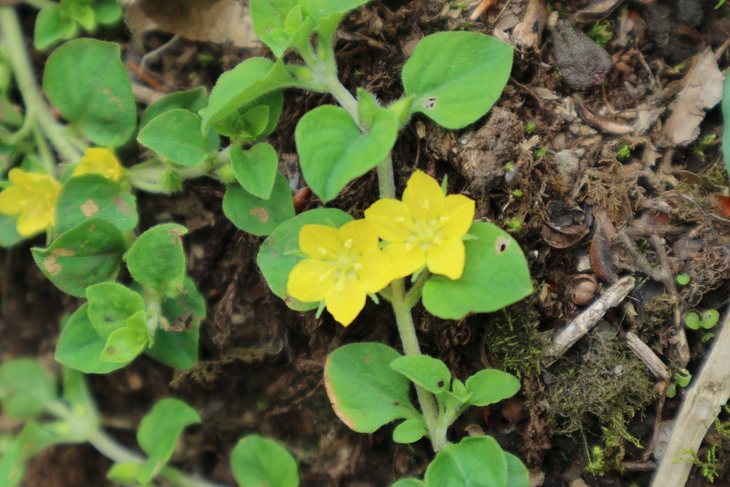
[[390, 279, 446, 451], [0, 7, 84, 166]]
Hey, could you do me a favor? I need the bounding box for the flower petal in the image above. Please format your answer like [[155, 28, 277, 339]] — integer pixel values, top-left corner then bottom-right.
[[326, 276, 366, 326], [357, 248, 397, 293], [338, 219, 380, 255], [287, 259, 337, 302], [298, 224, 342, 260], [383, 242, 425, 278], [0, 186, 30, 215], [16, 204, 51, 237], [438, 194, 475, 239], [73, 148, 122, 181], [426, 238, 466, 280], [7, 168, 37, 185], [402, 171, 444, 223], [364, 198, 415, 242]]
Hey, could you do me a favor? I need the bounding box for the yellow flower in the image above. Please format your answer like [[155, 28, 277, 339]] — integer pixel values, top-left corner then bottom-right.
[[72, 148, 123, 181], [0, 169, 61, 237], [287, 219, 397, 326], [364, 170, 475, 280]]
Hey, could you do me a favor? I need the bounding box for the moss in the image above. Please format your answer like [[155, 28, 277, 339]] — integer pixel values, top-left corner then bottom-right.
[[483, 296, 550, 379], [544, 324, 654, 473]]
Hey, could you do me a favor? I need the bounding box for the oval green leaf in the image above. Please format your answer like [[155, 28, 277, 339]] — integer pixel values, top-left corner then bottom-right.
[[231, 435, 299, 487], [465, 369, 521, 407], [391, 480, 425, 487], [422, 222, 532, 319], [137, 398, 201, 483], [202, 57, 297, 133], [31, 218, 126, 297], [392, 419, 428, 444], [295, 105, 398, 203], [231, 142, 279, 200], [425, 436, 507, 487], [390, 355, 451, 394], [100, 327, 146, 363], [256, 208, 353, 310], [43, 39, 136, 146], [402, 32, 513, 129], [138, 109, 217, 167], [222, 172, 295, 236], [140, 87, 208, 130], [0, 359, 56, 420], [324, 343, 419, 433], [55, 303, 132, 374], [126, 223, 187, 298], [87, 282, 145, 338], [504, 452, 529, 487], [145, 277, 205, 370], [55, 174, 138, 236]]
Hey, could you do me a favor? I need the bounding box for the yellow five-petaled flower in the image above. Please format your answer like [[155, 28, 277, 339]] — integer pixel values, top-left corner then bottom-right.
[[0, 169, 61, 237], [364, 170, 475, 280], [72, 148, 124, 182], [287, 219, 396, 326]]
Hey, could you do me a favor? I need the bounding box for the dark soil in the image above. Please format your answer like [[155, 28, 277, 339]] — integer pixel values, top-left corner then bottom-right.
[[3, 0, 730, 486]]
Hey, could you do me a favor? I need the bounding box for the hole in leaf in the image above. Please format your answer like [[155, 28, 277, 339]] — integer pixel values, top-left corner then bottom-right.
[[423, 96, 437, 110], [495, 236, 511, 254]]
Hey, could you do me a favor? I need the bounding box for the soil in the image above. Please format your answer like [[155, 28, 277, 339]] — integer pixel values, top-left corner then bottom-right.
[[3, 0, 730, 486]]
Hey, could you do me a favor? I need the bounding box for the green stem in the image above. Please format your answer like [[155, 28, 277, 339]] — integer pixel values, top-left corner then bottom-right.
[[390, 279, 445, 451], [0, 7, 84, 166], [88, 429, 229, 487]]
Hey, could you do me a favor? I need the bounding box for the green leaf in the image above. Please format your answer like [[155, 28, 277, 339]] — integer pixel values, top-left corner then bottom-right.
[[137, 398, 201, 483], [90, 0, 123, 24], [684, 312, 700, 330], [126, 223, 188, 298], [451, 379, 470, 402], [391, 480, 426, 487], [324, 343, 419, 433], [390, 355, 451, 394], [250, 0, 306, 57], [422, 222, 532, 319], [145, 277, 205, 370], [256, 208, 352, 310], [55, 174, 138, 236], [392, 419, 428, 444], [357, 88, 379, 129], [0, 360, 56, 419], [214, 91, 283, 141], [231, 142, 279, 199], [425, 436, 508, 487], [138, 109, 218, 167], [100, 325, 147, 363], [675, 273, 690, 286], [87, 282, 145, 338], [402, 32, 513, 129], [465, 369, 520, 407], [295, 105, 398, 203], [722, 71, 730, 172], [0, 421, 68, 487], [107, 462, 143, 485], [139, 87, 208, 130], [55, 303, 132, 373], [504, 452, 529, 487], [43, 39, 136, 146], [222, 172, 295, 236], [700, 309, 720, 329], [230, 435, 299, 487], [202, 57, 298, 133], [34, 5, 76, 50], [306, 0, 369, 24], [31, 218, 126, 297], [0, 213, 24, 247]]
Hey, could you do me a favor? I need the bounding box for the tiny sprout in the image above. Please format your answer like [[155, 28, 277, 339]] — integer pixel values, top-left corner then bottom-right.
[[505, 217, 523, 234], [616, 144, 630, 162], [524, 123, 536, 134], [700, 309, 720, 328], [587, 21, 613, 47], [533, 147, 547, 159], [673, 368, 692, 388], [512, 189, 523, 198], [693, 134, 716, 157], [675, 274, 690, 286], [684, 312, 700, 330], [450, 1, 470, 8], [503, 162, 514, 170]]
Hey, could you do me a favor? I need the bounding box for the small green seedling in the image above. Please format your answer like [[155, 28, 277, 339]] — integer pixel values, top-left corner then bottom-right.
[[666, 368, 692, 398], [684, 309, 720, 330], [675, 274, 691, 286]]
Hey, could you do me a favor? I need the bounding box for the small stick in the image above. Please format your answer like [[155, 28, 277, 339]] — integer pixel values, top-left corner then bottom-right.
[[469, 0, 497, 20], [542, 276, 635, 367], [624, 331, 670, 380]]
